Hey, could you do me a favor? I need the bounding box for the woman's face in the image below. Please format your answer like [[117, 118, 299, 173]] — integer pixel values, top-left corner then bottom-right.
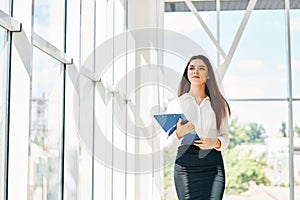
[[187, 58, 209, 85]]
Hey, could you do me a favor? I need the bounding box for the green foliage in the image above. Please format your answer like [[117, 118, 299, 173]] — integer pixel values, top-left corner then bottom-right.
[[279, 122, 287, 137], [228, 118, 266, 149], [278, 121, 300, 137], [32, 133, 48, 147], [245, 123, 266, 143], [223, 148, 270, 194], [294, 124, 300, 137], [224, 118, 270, 194], [163, 150, 176, 199], [227, 118, 246, 149]]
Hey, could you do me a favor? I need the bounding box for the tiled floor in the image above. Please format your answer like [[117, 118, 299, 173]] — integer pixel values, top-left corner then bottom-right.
[[224, 185, 300, 200]]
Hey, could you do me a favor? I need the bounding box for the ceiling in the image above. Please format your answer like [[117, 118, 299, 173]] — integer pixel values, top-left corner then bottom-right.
[[165, 0, 300, 12]]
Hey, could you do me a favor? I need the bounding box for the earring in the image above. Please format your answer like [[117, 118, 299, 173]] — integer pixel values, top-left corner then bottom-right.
[[207, 76, 209, 79]]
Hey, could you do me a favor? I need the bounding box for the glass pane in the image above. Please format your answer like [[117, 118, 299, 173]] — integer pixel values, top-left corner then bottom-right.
[[0, 28, 7, 200], [290, 9, 300, 98], [80, 0, 95, 65], [112, 1, 126, 199], [33, 0, 65, 49], [28, 48, 63, 200], [293, 102, 300, 199], [222, 10, 287, 98], [64, 0, 86, 199], [164, 11, 218, 63], [223, 101, 289, 199], [220, 11, 244, 54], [0, 0, 9, 13], [93, 1, 107, 199]]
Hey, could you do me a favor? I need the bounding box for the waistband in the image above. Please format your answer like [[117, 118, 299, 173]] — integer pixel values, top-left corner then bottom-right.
[[175, 145, 223, 166]]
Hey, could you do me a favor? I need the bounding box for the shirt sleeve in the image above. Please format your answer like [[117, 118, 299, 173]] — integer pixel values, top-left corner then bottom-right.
[[163, 98, 183, 151], [214, 111, 229, 151], [164, 131, 182, 151]]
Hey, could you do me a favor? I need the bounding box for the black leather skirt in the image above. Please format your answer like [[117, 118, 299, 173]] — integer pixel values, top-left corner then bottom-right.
[[174, 145, 225, 200]]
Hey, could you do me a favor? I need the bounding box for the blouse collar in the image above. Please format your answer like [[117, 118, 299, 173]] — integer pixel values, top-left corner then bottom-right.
[[180, 92, 210, 105]]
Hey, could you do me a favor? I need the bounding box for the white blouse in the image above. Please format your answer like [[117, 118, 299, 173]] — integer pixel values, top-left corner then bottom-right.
[[164, 93, 229, 151]]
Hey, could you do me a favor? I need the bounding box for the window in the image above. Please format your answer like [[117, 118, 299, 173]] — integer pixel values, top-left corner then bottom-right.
[[33, 0, 65, 49], [293, 102, 300, 200], [290, 9, 300, 97], [225, 101, 289, 198], [164, 6, 296, 199], [222, 10, 287, 99], [28, 48, 63, 200]]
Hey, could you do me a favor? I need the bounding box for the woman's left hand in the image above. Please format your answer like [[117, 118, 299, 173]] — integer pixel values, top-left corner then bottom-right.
[[194, 138, 218, 149]]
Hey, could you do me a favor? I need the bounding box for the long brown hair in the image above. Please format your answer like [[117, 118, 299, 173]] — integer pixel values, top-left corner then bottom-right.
[[178, 55, 231, 131]]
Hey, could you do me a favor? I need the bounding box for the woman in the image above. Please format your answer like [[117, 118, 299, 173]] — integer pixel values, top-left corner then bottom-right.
[[166, 55, 231, 200]]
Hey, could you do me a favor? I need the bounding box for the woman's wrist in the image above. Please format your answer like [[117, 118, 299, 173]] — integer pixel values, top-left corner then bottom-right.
[[215, 139, 221, 149], [176, 130, 182, 139]]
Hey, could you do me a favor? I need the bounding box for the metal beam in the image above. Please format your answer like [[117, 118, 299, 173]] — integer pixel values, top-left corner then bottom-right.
[[0, 10, 21, 32], [32, 33, 73, 65], [79, 66, 99, 82], [228, 98, 290, 102], [184, 0, 227, 59], [284, 0, 295, 199]]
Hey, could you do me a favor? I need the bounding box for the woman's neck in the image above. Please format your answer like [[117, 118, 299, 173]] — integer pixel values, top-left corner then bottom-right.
[[189, 85, 207, 98]]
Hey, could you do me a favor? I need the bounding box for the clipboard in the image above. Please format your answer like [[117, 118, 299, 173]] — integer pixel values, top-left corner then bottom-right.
[[153, 113, 200, 145]]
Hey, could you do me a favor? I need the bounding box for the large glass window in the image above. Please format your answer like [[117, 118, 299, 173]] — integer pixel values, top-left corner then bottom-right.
[[33, 0, 65, 49], [291, 6, 300, 193], [28, 48, 63, 200], [164, 11, 217, 61], [76, 0, 96, 199], [294, 102, 300, 199], [224, 102, 289, 199], [164, 6, 296, 199], [219, 9, 292, 199], [0, 0, 9, 13], [64, 0, 80, 199], [222, 10, 287, 99], [290, 9, 300, 98]]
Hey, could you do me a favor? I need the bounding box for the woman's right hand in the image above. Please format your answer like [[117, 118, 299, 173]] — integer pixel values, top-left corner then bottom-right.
[[176, 118, 195, 139]]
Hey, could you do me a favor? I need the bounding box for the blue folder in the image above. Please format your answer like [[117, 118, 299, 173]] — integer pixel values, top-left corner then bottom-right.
[[153, 114, 200, 145]]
